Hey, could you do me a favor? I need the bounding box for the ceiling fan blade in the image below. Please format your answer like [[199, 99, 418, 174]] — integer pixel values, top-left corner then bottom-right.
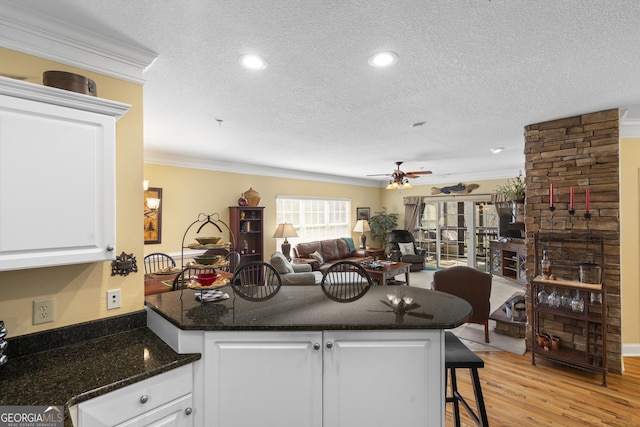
[[405, 171, 432, 176], [366, 173, 392, 177]]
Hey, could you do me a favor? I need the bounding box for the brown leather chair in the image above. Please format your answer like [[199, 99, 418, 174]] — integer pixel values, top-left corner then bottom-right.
[[433, 266, 492, 343]]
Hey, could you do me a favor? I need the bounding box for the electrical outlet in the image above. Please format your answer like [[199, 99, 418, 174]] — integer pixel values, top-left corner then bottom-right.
[[33, 298, 55, 325], [107, 289, 121, 310]]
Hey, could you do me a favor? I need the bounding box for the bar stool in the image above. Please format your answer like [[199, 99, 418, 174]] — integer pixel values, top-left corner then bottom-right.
[[445, 331, 489, 426]]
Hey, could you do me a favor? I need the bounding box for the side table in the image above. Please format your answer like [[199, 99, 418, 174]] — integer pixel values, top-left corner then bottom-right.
[[363, 247, 385, 260], [292, 257, 320, 271]]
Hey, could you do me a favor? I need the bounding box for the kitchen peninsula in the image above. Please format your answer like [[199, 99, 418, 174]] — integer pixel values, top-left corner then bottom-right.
[[146, 285, 471, 427]]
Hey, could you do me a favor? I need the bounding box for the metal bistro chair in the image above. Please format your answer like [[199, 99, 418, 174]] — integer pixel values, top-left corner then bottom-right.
[[144, 252, 176, 274], [445, 331, 489, 427], [321, 261, 373, 302], [221, 251, 241, 274], [231, 261, 282, 301]]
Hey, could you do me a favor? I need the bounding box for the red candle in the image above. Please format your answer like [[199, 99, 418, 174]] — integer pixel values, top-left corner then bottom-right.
[[585, 187, 590, 212], [549, 183, 554, 208], [570, 186, 574, 209]]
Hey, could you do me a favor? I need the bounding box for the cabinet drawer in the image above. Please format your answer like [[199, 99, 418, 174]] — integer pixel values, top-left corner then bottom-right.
[[78, 364, 192, 426]]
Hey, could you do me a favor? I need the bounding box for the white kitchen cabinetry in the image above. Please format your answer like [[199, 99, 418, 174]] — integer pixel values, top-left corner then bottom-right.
[[77, 364, 194, 427], [146, 308, 445, 427], [0, 76, 129, 271]]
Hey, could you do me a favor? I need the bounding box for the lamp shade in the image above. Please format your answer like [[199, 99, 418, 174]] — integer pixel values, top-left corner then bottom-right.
[[353, 220, 371, 233], [273, 223, 298, 239]]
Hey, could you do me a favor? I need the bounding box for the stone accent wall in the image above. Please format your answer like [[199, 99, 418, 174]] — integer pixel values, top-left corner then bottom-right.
[[523, 108, 621, 374]]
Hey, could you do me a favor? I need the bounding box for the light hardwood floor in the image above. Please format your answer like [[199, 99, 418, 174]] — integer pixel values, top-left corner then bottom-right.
[[447, 351, 640, 426]]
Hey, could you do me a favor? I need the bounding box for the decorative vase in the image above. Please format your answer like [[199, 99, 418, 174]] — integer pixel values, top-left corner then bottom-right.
[[243, 187, 261, 206], [238, 193, 248, 206]]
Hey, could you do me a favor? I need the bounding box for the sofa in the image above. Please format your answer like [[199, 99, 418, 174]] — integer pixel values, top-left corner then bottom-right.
[[269, 252, 323, 285], [293, 237, 370, 274]]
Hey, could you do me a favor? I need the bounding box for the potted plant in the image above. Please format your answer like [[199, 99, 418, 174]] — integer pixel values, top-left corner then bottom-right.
[[369, 207, 399, 252], [497, 171, 526, 202], [497, 171, 526, 222]]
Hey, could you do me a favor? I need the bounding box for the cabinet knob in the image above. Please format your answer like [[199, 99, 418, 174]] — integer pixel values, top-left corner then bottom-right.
[[139, 395, 149, 404], [185, 407, 193, 416], [326, 342, 333, 349], [313, 343, 320, 350], [106, 245, 114, 251]]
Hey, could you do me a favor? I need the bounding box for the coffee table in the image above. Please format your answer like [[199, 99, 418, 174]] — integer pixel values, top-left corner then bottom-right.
[[362, 262, 411, 286]]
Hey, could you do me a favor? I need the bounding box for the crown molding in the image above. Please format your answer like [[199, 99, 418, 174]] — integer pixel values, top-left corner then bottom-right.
[[0, 1, 157, 84]]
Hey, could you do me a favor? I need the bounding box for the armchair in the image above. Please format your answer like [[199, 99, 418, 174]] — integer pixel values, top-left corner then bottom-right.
[[388, 230, 426, 272], [269, 252, 323, 285]]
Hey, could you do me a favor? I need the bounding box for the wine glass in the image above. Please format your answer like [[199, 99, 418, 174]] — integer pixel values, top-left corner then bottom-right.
[[571, 290, 585, 313], [537, 287, 549, 305], [547, 287, 561, 308], [560, 289, 572, 309]]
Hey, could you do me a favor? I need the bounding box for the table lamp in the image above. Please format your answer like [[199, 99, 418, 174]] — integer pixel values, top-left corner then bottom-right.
[[273, 223, 298, 260], [353, 220, 371, 249]]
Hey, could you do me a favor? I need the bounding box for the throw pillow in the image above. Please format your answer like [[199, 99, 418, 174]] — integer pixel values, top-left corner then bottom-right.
[[398, 242, 415, 256], [310, 250, 324, 264]]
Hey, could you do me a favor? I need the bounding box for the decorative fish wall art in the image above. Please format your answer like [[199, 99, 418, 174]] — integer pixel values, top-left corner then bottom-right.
[[431, 183, 479, 195]]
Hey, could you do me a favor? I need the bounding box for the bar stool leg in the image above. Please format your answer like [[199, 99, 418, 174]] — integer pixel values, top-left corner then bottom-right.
[[470, 367, 489, 427], [449, 368, 462, 427]]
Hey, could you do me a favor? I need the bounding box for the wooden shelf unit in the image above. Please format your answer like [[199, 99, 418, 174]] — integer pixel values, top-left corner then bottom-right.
[[229, 206, 264, 269], [530, 232, 607, 386], [489, 240, 526, 284]]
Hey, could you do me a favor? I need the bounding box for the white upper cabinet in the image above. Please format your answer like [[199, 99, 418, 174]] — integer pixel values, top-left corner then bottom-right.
[[0, 76, 130, 271]]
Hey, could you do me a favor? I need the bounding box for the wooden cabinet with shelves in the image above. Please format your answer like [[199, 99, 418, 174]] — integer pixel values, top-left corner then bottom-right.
[[530, 232, 607, 386], [489, 240, 526, 284], [229, 206, 264, 268]]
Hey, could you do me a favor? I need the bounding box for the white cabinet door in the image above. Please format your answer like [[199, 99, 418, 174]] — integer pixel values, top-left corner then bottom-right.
[[115, 395, 193, 427], [0, 77, 129, 271], [323, 330, 444, 427], [204, 331, 323, 427]]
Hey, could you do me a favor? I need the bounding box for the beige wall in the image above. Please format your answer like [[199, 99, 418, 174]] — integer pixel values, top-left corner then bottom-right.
[[0, 48, 144, 337], [620, 138, 640, 345], [143, 164, 383, 254]]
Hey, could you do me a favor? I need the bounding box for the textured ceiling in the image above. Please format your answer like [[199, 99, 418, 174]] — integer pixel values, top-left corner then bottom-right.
[[8, 0, 640, 186]]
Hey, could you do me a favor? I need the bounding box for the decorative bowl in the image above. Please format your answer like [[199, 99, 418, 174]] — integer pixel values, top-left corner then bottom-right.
[[193, 273, 218, 287], [195, 236, 221, 245], [193, 255, 222, 265]]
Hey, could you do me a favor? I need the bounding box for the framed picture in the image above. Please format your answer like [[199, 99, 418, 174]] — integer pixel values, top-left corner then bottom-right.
[[356, 207, 370, 222], [144, 187, 163, 244]]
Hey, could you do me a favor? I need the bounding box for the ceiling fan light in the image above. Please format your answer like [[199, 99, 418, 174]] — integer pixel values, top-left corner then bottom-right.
[[403, 181, 412, 189], [368, 51, 398, 68], [239, 54, 268, 70]]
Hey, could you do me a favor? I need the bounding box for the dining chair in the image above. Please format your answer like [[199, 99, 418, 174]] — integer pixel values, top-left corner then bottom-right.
[[221, 251, 241, 273], [433, 266, 492, 343], [172, 266, 217, 291], [321, 261, 373, 302], [144, 252, 176, 274], [231, 261, 282, 301]]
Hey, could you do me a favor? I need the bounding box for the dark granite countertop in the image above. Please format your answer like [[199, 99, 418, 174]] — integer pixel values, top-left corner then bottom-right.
[[0, 312, 200, 427], [145, 285, 472, 331]]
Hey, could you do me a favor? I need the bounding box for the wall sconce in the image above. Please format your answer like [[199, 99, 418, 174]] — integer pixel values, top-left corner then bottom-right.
[[146, 197, 161, 211], [273, 223, 298, 260], [353, 220, 371, 248]]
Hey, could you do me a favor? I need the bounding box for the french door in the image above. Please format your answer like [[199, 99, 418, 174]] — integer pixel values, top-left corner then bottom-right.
[[417, 199, 498, 271]]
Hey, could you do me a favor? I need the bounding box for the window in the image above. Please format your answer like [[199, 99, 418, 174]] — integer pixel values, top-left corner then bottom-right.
[[275, 196, 351, 249]]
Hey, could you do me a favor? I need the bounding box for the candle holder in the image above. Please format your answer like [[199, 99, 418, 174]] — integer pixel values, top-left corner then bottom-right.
[[584, 211, 591, 233], [568, 207, 575, 229]]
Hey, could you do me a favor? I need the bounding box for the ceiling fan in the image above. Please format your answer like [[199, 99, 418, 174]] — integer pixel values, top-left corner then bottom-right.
[[368, 161, 432, 189]]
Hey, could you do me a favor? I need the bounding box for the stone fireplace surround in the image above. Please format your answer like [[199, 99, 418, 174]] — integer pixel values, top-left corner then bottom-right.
[[523, 108, 621, 374]]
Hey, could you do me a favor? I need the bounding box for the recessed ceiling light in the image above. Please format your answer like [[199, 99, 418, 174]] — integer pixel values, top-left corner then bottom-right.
[[368, 51, 399, 68], [491, 147, 505, 154], [239, 54, 268, 70]]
